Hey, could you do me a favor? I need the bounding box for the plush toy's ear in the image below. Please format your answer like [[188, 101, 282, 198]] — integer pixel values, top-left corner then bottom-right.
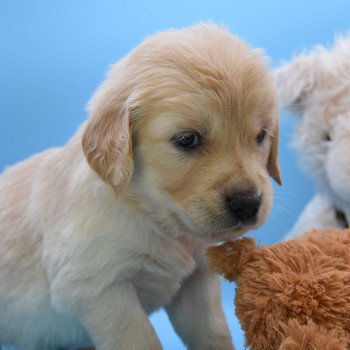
[[206, 238, 256, 281], [82, 67, 134, 195], [274, 53, 318, 111], [268, 121, 282, 185]]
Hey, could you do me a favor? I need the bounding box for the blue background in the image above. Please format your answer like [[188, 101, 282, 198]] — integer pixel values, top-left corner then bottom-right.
[[1, 1, 349, 349]]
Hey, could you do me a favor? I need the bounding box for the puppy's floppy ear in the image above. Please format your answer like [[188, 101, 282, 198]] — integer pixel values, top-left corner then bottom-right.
[[274, 53, 317, 110], [206, 238, 256, 281], [268, 121, 282, 185], [82, 87, 134, 195]]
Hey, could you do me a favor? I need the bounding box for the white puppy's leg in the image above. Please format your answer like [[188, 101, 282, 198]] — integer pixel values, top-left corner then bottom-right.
[[166, 269, 234, 350], [73, 282, 162, 350]]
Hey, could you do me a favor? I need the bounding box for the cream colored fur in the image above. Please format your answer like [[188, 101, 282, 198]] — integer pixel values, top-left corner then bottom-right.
[[0, 24, 279, 350], [274, 36, 350, 238]]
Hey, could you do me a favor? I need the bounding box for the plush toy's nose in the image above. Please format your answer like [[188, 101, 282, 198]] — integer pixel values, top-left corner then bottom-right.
[[227, 191, 261, 225]]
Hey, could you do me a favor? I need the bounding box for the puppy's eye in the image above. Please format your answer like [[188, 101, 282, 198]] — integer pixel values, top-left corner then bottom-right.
[[175, 132, 200, 149], [255, 129, 266, 144]]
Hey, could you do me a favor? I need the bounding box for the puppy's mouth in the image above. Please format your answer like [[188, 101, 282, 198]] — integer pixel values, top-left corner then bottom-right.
[[159, 192, 265, 242], [207, 220, 259, 242], [203, 194, 263, 241], [165, 211, 256, 242], [191, 197, 266, 242]]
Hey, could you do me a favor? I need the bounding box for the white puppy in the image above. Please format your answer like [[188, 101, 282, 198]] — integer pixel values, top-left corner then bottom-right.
[[0, 24, 280, 350], [274, 36, 350, 239]]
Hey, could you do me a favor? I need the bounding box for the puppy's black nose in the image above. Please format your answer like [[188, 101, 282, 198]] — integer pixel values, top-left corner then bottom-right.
[[227, 191, 261, 225]]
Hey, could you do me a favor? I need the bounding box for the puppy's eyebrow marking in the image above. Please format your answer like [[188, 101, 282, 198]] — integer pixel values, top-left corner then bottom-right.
[[170, 124, 210, 141], [170, 129, 195, 145], [170, 128, 200, 138]]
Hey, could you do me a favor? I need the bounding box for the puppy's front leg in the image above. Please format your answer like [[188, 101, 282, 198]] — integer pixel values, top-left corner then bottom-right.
[[166, 268, 234, 350], [77, 281, 162, 350]]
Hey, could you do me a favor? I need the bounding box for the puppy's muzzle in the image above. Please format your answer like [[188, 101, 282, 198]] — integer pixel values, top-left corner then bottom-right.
[[226, 191, 261, 225]]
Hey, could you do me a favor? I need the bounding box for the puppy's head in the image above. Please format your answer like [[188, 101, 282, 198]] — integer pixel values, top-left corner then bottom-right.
[[274, 36, 350, 213], [83, 24, 281, 242]]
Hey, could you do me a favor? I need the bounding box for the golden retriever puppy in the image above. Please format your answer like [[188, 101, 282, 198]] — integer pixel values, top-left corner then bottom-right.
[[274, 36, 350, 239], [0, 23, 280, 350]]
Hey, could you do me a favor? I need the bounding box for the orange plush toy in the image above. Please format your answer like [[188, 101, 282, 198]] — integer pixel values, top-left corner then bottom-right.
[[207, 229, 350, 350]]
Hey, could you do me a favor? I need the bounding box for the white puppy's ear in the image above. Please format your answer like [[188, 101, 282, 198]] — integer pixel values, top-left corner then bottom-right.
[[274, 54, 318, 110], [82, 85, 134, 195]]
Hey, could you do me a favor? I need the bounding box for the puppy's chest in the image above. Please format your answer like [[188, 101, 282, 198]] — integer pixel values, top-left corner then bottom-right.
[[132, 241, 197, 313]]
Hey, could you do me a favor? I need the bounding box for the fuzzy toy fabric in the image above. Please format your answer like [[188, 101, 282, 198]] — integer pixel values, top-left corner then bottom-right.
[[274, 36, 350, 239], [283, 193, 345, 241], [207, 229, 350, 349]]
